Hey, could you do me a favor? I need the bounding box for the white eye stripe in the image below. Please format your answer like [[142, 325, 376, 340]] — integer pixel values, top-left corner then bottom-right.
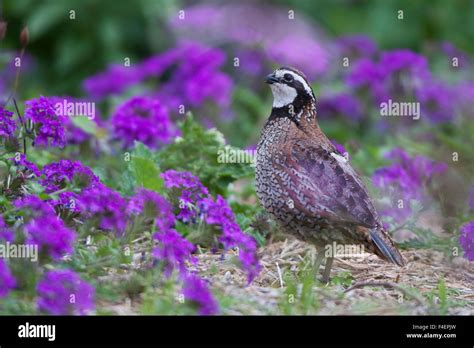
[[275, 70, 313, 97]]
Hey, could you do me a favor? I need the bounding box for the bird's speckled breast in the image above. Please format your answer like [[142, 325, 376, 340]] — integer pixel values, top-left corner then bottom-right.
[[256, 117, 292, 217]]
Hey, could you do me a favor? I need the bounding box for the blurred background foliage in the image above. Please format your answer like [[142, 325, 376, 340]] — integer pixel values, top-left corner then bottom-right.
[[2, 0, 474, 95], [1, 0, 473, 315]]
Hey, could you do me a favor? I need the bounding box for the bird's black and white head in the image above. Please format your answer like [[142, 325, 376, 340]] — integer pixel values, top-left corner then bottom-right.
[[265, 67, 316, 111]]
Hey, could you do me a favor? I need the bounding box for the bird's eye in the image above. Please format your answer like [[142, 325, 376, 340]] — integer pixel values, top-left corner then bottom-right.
[[283, 73, 294, 82]]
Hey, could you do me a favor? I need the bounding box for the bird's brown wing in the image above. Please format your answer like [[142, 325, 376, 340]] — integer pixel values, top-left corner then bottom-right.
[[272, 138, 380, 228]]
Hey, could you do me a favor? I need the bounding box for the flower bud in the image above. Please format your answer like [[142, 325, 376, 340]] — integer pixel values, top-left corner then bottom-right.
[[20, 26, 29, 46], [0, 21, 7, 40]]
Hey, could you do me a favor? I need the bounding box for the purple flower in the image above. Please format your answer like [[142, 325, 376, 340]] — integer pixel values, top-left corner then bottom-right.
[[127, 189, 175, 232], [0, 106, 16, 138], [83, 64, 141, 99], [0, 215, 14, 242], [346, 58, 388, 102], [162, 170, 260, 282], [24, 96, 67, 147], [459, 221, 474, 261], [14, 194, 56, 216], [0, 259, 16, 298], [169, 3, 329, 80], [14, 195, 76, 259], [37, 269, 95, 315], [415, 81, 455, 123], [50, 96, 103, 145], [201, 195, 260, 283], [336, 34, 377, 60], [235, 49, 265, 76], [347, 50, 431, 103], [9, 154, 40, 177], [318, 93, 362, 122], [379, 50, 430, 80], [76, 184, 128, 234], [162, 170, 209, 222], [372, 148, 447, 223], [153, 228, 196, 276], [441, 42, 470, 69], [50, 191, 81, 213], [267, 35, 327, 80], [162, 170, 209, 194], [84, 41, 233, 113], [455, 81, 474, 117], [23, 214, 76, 259], [111, 96, 177, 149], [138, 48, 182, 78], [155, 41, 233, 110], [330, 140, 347, 157], [40, 159, 99, 193], [182, 273, 219, 315]]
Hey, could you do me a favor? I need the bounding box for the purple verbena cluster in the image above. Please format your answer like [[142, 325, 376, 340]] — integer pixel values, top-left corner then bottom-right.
[[83, 42, 233, 112], [24, 96, 67, 148], [169, 3, 329, 79], [128, 188, 217, 314], [0, 259, 16, 298], [10, 153, 41, 176], [76, 184, 128, 234], [181, 273, 219, 315], [0, 106, 16, 138], [372, 148, 447, 223], [37, 269, 95, 315], [459, 221, 474, 261], [335, 34, 378, 60], [39, 159, 99, 193], [111, 96, 177, 149], [153, 228, 197, 276], [14, 195, 76, 259], [83, 64, 142, 99], [344, 48, 460, 123], [318, 93, 362, 122], [201, 195, 260, 282], [161, 170, 260, 282], [161, 169, 209, 222], [0, 215, 14, 242]]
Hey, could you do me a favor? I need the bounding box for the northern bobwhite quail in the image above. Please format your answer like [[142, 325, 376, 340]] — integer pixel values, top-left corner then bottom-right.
[[256, 67, 405, 282]]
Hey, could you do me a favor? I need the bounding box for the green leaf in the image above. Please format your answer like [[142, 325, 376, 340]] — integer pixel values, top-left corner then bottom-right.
[[71, 116, 99, 136], [128, 142, 164, 193], [130, 156, 164, 193], [438, 277, 447, 314]]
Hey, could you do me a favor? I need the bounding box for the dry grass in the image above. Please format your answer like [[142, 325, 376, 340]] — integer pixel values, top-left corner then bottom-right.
[[98, 236, 473, 315], [191, 239, 474, 315]]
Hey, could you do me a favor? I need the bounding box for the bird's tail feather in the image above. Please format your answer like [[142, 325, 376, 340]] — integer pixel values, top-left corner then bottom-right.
[[369, 228, 405, 267]]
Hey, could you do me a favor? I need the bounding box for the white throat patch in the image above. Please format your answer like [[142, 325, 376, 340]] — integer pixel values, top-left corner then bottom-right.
[[270, 83, 297, 108]]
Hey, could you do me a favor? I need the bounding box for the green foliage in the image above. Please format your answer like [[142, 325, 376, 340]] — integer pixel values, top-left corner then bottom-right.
[[3, 0, 176, 95], [398, 226, 459, 257], [157, 114, 254, 196], [128, 142, 165, 194], [279, 258, 323, 315]]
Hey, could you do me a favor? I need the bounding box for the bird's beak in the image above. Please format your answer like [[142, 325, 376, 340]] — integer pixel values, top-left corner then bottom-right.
[[265, 73, 279, 84]]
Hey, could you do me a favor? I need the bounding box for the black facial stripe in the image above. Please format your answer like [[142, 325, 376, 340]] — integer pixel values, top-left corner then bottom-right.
[[286, 80, 311, 99]]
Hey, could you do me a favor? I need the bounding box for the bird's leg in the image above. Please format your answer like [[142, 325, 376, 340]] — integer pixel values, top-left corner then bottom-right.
[[312, 248, 325, 279], [321, 256, 334, 283]]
